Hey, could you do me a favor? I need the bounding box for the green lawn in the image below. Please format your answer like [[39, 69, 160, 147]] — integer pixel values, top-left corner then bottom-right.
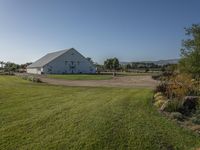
[[47, 74, 113, 80], [0, 76, 200, 150], [47, 73, 157, 80]]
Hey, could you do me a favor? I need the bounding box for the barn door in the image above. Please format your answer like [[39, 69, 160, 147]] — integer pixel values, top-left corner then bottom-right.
[[70, 61, 76, 74]]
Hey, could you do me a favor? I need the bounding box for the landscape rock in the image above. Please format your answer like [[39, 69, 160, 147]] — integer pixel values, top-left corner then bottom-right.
[[170, 112, 184, 121]]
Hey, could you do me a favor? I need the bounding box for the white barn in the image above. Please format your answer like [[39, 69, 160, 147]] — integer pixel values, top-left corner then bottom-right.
[[27, 48, 96, 74]]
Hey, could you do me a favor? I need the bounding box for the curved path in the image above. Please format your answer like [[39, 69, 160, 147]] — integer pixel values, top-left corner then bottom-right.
[[40, 75, 158, 88]]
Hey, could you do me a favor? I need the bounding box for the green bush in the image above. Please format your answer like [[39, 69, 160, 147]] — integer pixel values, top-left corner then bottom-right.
[[154, 92, 163, 99], [152, 74, 162, 80], [195, 109, 200, 115], [0, 72, 14, 75], [191, 115, 200, 125], [33, 77, 42, 83], [27, 76, 34, 81], [21, 76, 29, 81], [154, 100, 165, 108], [155, 95, 166, 101], [21, 76, 42, 83], [162, 100, 182, 112]]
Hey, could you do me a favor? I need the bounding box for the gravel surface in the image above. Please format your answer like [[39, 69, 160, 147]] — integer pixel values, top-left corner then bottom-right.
[[40, 75, 158, 88]]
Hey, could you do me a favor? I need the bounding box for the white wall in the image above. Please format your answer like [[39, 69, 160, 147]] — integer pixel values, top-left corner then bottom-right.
[[43, 49, 96, 74], [27, 68, 42, 74]]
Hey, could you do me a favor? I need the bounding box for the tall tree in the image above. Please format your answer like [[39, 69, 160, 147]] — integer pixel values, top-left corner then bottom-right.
[[125, 64, 132, 70], [104, 59, 112, 70], [112, 57, 119, 70], [4, 62, 20, 72], [104, 58, 119, 71], [179, 24, 200, 78], [0, 61, 4, 68]]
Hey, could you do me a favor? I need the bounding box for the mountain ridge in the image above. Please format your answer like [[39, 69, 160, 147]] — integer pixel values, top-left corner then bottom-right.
[[120, 59, 179, 66]]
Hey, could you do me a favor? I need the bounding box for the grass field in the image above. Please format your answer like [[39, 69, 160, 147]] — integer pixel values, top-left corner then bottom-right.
[[0, 76, 200, 150], [47, 74, 113, 80], [47, 72, 158, 81]]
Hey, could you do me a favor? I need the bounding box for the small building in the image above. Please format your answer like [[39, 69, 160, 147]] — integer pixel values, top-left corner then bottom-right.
[[27, 48, 96, 74]]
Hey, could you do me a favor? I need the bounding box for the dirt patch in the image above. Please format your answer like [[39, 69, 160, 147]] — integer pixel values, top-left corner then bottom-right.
[[39, 75, 158, 88]]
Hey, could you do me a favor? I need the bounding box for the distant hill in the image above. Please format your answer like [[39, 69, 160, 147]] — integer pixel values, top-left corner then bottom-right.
[[120, 59, 179, 66]]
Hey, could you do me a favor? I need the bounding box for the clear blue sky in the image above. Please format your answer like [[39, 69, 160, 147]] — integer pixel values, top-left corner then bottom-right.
[[0, 0, 200, 64]]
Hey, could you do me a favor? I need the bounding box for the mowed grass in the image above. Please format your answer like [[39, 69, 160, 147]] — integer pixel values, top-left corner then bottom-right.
[[47, 72, 158, 81], [0, 76, 200, 150], [47, 74, 113, 80]]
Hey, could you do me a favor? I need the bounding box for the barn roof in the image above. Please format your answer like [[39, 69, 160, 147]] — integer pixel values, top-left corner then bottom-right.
[[27, 48, 73, 68]]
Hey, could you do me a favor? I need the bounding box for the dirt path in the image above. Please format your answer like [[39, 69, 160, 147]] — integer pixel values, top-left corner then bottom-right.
[[40, 75, 158, 88]]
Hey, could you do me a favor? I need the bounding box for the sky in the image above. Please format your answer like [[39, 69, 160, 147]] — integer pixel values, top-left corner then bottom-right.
[[0, 0, 200, 64]]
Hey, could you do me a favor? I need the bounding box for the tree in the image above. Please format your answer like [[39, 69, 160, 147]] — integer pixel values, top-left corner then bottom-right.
[[104, 58, 120, 71], [20, 62, 32, 69], [166, 64, 177, 73], [145, 68, 149, 73], [179, 24, 200, 78], [4, 62, 20, 72], [125, 64, 132, 71], [0, 61, 4, 69], [112, 57, 119, 70], [104, 59, 113, 70]]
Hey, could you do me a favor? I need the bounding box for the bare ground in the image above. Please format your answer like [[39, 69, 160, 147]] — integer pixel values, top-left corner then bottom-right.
[[39, 75, 158, 88]]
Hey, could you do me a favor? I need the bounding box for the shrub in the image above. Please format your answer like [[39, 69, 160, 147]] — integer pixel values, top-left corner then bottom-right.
[[155, 95, 165, 100], [21, 76, 26, 79], [156, 74, 199, 100], [21, 76, 42, 83], [155, 82, 168, 94], [27, 76, 34, 81], [162, 100, 182, 112], [160, 100, 170, 111], [162, 71, 174, 78], [33, 77, 42, 83], [0, 72, 14, 75], [154, 92, 163, 99], [195, 109, 200, 115], [152, 74, 162, 80], [191, 115, 200, 125], [154, 100, 165, 108], [167, 74, 198, 100], [170, 112, 184, 121]]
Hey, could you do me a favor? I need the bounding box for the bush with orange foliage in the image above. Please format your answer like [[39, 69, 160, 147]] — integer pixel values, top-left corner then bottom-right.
[[157, 74, 200, 100]]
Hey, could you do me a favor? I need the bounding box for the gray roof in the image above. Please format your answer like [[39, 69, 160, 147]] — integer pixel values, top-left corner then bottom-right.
[[27, 48, 73, 68]]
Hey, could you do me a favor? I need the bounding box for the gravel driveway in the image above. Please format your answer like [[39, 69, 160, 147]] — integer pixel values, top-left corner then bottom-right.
[[40, 75, 158, 88]]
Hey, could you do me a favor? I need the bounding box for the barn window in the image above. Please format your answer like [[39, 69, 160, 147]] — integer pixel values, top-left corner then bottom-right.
[[70, 66, 75, 69], [48, 68, 52, 72]]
